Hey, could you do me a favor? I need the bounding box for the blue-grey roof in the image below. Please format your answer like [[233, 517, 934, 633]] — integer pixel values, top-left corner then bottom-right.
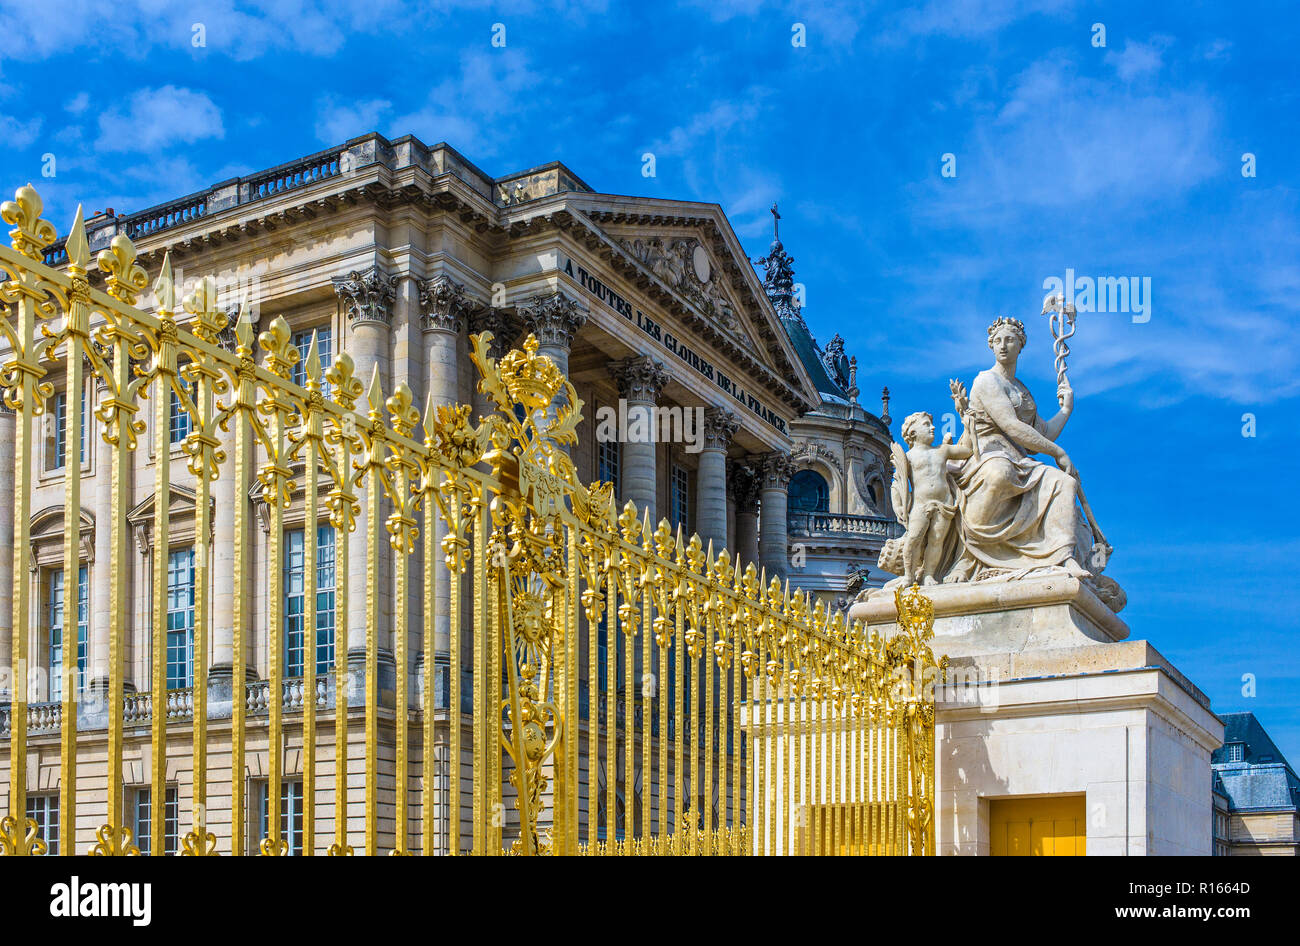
[[781, 316, 848, 400], [1211, 712, 1300, 813]]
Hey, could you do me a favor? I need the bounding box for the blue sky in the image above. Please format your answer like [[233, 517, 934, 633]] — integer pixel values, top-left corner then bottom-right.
[[3, 0, 1297, 761]]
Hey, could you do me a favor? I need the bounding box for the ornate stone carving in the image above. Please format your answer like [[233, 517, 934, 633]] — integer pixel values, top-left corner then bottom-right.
[[822, 333, 851, 392], [518, 292, 588, 350], [790, 440, 844, 475], [609, 355, 669, 403], [620, 236, 741, 335], [729, 460, 761, 513], [755, 205, 799, 323], [419, 275, 473, 334], [757, 451, 794, 490], [701, 407, 738, 450], [468, 307, 518, 360], [331, 267, 397, 325]]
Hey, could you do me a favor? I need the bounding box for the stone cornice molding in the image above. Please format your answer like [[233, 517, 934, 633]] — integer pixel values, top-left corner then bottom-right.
[[518, 291, 588, 350], [758, 450, 794, 490], [610, 355, 669, 403], [419, 275, 477, 334], [790, 440, 844, 476], [332, 267, 397, 326], [702, 407, 739, 451]]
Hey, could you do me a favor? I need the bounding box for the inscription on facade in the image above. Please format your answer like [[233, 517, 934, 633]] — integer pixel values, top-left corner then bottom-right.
[[564, 257, 787, 434]]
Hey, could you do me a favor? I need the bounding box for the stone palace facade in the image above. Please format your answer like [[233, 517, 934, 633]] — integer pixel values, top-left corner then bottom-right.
[[0, 133, 897, 853]]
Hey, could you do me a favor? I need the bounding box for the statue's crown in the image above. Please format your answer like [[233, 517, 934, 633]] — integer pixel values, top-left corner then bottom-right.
[[986, 316, 1027, 344], [497, 334, 565, 411]]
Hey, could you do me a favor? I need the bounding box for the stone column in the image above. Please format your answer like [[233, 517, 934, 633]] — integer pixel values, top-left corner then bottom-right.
[[333, 267, 396, 696], [518, 291, 587, 381], [468, 307, 517, 425], [419, 276, 469, 708], [0, 406, 13, 699], [610, 356, 669, 524], [758, 452, 794, 581], [695, 408, 737, 552], [730, 459, 761, 572], [759, 449, 795, 576]]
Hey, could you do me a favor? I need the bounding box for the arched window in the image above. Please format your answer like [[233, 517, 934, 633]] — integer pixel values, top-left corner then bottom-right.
[[788, 469, 830, 513]]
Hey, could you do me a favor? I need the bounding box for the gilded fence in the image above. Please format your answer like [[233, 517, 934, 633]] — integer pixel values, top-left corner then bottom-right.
[[0, 184, 942, 856]]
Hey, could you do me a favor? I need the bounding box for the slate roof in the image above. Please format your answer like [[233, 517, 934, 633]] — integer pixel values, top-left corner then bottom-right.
[[1211, 712, 1300, 813]]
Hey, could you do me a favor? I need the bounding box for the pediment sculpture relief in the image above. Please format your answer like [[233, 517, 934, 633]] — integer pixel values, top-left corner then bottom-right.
[[621, 236, 743, 337]]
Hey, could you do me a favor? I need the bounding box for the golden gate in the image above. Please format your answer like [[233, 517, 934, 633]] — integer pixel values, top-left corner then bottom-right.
[[0, 184, 943, 856]]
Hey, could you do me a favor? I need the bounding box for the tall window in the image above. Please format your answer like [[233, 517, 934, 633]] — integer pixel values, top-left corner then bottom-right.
[[254, 780, 305, 855], [166, 549, 195, 688], [48, 565, 88, 701], [132, 786, 179, 856], [597, 434, 620, 489], [285, 525, 337, 677], [52, 387, 86, 469], [789, 469, 830, 513], [670, 464, 690, 534], [291, 327, 333, 391], [26, 794, 58, 854], [168, 378, 193, 445]]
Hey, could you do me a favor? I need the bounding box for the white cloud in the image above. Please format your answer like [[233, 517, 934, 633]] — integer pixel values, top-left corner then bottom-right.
[[886, 0, 1077, 42], [0, 113, 42, 149], [95, 86, 224, 153], [1106, 39, 1167, 83], [314, 98, 393, 146], [65, 92, 90, 115]]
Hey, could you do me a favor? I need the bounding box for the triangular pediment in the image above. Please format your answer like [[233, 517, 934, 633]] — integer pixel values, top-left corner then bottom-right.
[[126, 484, 200, 526], [612, 231, 768, 358], [565, 198, 821, 413]]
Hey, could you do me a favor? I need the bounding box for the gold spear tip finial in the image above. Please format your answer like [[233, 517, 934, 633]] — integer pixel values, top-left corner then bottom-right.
[[155, 252, 176, 311], [366, 363, 383, 413], [67, 204, 90, 270], [305, 330, 322, 383]]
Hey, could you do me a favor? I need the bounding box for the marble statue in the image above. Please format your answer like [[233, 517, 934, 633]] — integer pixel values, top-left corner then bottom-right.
[[873, 315, 1117, 600], [890, 408, 972, 586]]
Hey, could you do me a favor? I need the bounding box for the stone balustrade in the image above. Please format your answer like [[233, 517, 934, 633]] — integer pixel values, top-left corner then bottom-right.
[[787, 511, 903, 540]]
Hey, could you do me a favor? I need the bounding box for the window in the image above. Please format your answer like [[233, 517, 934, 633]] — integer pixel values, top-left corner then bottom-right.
[[26, 794, 58, 854], [253, 780, 305, 855], [1225, 743, 1245, 763], [670, 464, 690, 534], [597, 432, 620, 489], [789, 469, 830, 513], [132, 786, 180, 856], [51, 387, 86, 469], [291, 327, 332, 392], [285, 525, 337, 677], [48, 565, 89, 701], [166, 549, 195, 688], [168, 378, 193, 445]]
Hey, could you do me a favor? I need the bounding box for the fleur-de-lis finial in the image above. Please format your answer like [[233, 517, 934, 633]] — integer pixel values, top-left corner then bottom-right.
[[98, 233, 149, 304], [325, 351, 362, 410], [183, 274, 227, 344], [1, 183, 57, 259], [258, 315, 299, 379], [386, 380, 419, 436]]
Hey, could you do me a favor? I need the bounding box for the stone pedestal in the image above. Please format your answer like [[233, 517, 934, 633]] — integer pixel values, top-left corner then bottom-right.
[[850, 576, 1224, 856]]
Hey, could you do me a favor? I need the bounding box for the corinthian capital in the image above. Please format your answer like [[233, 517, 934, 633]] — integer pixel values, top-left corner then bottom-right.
[[758, 450, 794, 489], [702, 407, 739, 450], [610, 355, 669, 403], [332, 267, 397, 325], [519, 291, 588, 350], [420, 275, 474, 334], [729, 459, 761, 512], [468, 307, 518, 360]]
